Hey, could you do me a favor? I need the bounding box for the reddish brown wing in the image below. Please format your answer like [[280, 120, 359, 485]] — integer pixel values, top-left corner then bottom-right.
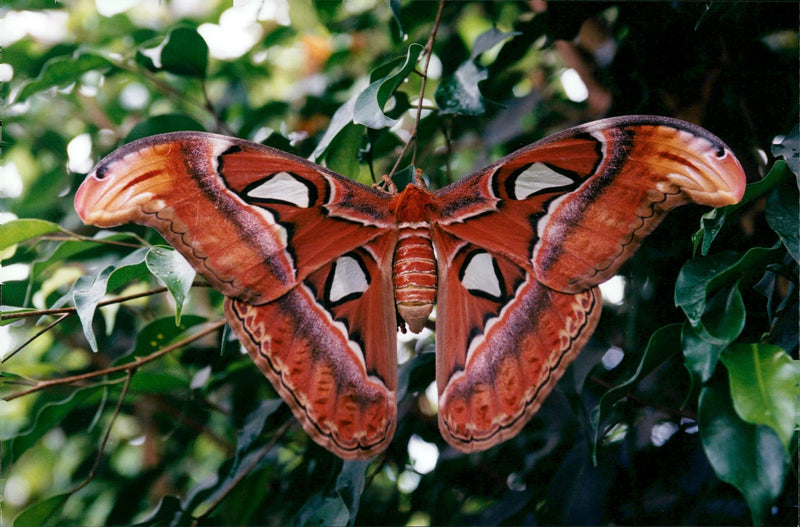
[[432, 115, 746, 452], [75, 132, 400, 459], [226, 234, 398, 459], [74, 132, 395, 304]]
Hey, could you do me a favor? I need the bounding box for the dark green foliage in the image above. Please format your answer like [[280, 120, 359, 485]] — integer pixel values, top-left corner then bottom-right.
[[1, 2, 797, 525]]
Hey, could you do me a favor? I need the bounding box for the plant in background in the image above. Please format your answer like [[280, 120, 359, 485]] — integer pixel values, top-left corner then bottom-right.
[[1, 1, 797, 525]]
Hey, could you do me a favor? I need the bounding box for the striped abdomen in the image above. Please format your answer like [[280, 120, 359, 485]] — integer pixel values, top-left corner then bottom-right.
[[393, 228, 437, 333]]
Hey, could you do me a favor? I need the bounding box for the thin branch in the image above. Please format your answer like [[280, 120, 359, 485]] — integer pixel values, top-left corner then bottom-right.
[[1, 312, 70, 363], [387, 0, 445, 180], [3, 319, 226, 402], [1, 283, 212, 322], [190, 418, 294, 526], [70, 369, 134, 495]]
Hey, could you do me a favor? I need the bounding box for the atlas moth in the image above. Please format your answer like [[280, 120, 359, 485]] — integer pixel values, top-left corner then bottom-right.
[[75, 115, 746, 459]]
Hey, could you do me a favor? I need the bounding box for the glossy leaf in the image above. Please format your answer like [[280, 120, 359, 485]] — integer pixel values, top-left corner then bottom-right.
[[765, 183, 799, 263], [436, 60, 489, 116], [771, 124, 799, 177], [297, 495, 350, 527], [698, 379, 788, 526], [695, 281, 746, 344], [721, 343, 799, 452], [311, 96, 358, 162], [591, 324, 682, 459], [682, 321, 725, 383], [675, 246, 783, 326], [133, 496, 194, 527], [435, 28, 518, 116], [129, 315, 208, 357], [145, 246, 196, 324], [3, 386, 102, 463], [137, 27, 208, 78], [0, 218, 63, 252], [12, 493, 69, 527], [353, 44, 423, 128], [232, 399, 283, 472], [16, 52, 113, 102], [693, 207, 730, 256], [72, 248, 150, 351], [336, 460, 369, 524]]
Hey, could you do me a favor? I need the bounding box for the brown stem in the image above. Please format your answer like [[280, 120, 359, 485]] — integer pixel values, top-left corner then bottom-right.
[[70, 369, 134, 494], [1, 283, 212, 322], [387, 0, 445, 180], [190, 418, 294, 525], [3, 320, 226, 402]]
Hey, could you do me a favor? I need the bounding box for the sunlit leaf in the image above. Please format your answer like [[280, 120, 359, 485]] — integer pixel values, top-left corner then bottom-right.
[[0, 219, 64, 252], [771, 124, 799, 177], [12, 493, 69, 527], [353, 44, 423, 129], [721, 343, 799, 452], [16, 52, 114, 102], [137, 27, 208, 78], [698, 379, 788, 526], [73, 248, 150, 351], [145, 246, 196, 324]]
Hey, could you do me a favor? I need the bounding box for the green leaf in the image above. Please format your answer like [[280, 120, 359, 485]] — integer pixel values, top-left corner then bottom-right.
[[435, 28, 518, 116], [682, 321, 725, 383], [765, 183, 799, 263], [336, 460, 368, 524], [4, 386, 102, 462], [13, 493, 69, 527], [675, 245, 783, 326], [0, 219, 64, 252], [16, 52, 113, 102], [137, 27, 208, 78], [470, 27, 520, 58], [695, 281, 746, 344], [771, 124, 799, 177], [436, 60, 489, 116], [698, 379, 788, 526], [129, 315, 208, 357], [353, 43, 423, 129], [125, 114, 206, 142], [297, 495, 350, 527], [234, 399, 284, 464], [721, 343, 799, 452], [311, 96, 358, 162], [145, 246, 196, 324], [692, 207, 729, 256], [73, 248, 150, 351], [324, 123, 366, 182], [591, 324, 682, 459], [133, 496, 194, 526]]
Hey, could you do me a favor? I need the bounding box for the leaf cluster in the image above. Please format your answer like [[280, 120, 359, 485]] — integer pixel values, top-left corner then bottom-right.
[[1, 1, 797, 526]]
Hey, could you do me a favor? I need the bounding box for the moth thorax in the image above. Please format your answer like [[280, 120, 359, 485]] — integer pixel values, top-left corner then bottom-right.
[[393, 230, 436, 333]]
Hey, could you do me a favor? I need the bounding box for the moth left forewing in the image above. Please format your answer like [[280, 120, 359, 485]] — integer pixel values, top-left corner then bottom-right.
[[75, 132, 395, 304], [225, 233, 398, 460]]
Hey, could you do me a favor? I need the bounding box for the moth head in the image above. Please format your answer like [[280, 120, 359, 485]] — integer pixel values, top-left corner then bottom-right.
[[74, 136, 178, 227]]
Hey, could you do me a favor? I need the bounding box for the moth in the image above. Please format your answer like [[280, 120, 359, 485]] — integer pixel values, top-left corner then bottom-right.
[[74, 115, 745, 459]]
